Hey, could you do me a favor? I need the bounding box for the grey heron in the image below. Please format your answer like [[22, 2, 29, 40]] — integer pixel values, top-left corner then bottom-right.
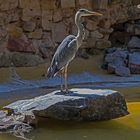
[[47, 9, 102, 93]]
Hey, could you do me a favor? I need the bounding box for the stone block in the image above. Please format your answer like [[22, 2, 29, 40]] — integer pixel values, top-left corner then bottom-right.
[[42, 10, 53, 31], [61, 0, 75, 8], [79, 0, 92, 9], [53, 10, 63, 22], [91, 30, 104, 39], [0, 0, 18, 11], [95, 39, 111, 49], [92, 0, 108, 9], [19, 0, 40, 10], [41, 0, 56, 10], [22, 8, 41, 21], [23, 21, 36, 32], [28, 28, 43, 39], [52, 22, 67, 43]]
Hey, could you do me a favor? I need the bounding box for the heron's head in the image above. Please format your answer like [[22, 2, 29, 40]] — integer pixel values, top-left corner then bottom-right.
[[78, 9, 103, 17]]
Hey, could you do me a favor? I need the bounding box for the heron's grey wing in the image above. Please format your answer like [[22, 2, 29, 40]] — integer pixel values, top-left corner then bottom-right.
[[56, 38, 77, 69], [47, 35, 76, 78]]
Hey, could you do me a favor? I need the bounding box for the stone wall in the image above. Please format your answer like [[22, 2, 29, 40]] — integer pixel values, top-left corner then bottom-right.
[[0, 0, 140, 67]]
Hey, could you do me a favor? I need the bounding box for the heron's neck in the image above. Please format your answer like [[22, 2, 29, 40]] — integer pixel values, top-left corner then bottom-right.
[[75, 13, 85, 48]]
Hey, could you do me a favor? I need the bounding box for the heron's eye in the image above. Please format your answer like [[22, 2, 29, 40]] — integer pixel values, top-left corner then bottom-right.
[[79, 9, 85, 12]]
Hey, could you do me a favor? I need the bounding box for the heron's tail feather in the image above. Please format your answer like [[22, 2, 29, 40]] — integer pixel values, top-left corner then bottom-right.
[[47, 65, 59, 79]]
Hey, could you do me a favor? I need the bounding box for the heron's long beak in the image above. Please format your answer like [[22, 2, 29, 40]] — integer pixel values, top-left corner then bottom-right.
[[85, 11, 103, 16]]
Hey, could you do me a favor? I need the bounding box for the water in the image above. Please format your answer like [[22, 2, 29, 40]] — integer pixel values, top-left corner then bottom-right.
[[0, 103, 140, 140], [0, 56, 140, 140]]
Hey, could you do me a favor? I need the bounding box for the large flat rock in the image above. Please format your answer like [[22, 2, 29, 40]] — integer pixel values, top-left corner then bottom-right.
[[5, 88, 129, 121]]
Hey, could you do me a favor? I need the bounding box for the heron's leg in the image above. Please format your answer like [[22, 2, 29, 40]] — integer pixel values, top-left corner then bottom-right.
[[64, 65, 68, 92], [60, 69, 64, 92]]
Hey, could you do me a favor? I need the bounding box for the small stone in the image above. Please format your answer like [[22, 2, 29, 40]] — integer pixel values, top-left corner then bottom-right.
[[79, 0, 92, 7], [41, 0, 56, 10], [86, 37, 96, 48], [62, 9, 74, 18], [0, 0, 18, 11], [7, 26, 23, 38], [23, 21, 36, 32], [91, 30, 104, 39], [0, 52, 11, 67], [127, 36, 140, 52], [135, 25, 140, 35], [93, 0, 108, 9], [28, 28, 42, 39], [53, 10, 63, 22], [42, 32, 54, 48], [129, 52, 140, 74], [108, 63, 116, 74], [95, 39, 111, 49], [52, 22, 67, 43], [11, 52, 44, 67], [61, 0, 75, 8], [42, 10, 53, 31], [7, 35, 36, 53], [22, 8, 41, 21], [115, 66, 131, 77], [19, 0, 40, 9], [105, 49, 128, 65], [86, 19, 98, 31]]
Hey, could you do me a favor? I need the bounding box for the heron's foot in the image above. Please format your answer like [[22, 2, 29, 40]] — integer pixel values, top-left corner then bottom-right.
[[61, 88, 69, 94]]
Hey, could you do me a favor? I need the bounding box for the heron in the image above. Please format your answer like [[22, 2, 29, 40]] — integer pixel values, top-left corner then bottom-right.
[[47, 9, 102, 93]]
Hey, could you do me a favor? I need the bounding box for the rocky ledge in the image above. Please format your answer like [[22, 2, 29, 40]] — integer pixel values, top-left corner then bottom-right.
[[5, 88, 129, 121]]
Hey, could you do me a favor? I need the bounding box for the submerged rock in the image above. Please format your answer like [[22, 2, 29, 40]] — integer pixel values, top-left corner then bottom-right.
[[5, 88, 129, 121]]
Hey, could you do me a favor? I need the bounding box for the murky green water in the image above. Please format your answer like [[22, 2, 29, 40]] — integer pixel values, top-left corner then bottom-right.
[[0, 56, 140, 140]]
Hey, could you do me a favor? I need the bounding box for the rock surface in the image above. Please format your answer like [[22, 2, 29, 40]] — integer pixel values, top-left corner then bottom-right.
[[129, 52, 140, 74], [128, 37, 140, 52], [5, 88, 129, 121]]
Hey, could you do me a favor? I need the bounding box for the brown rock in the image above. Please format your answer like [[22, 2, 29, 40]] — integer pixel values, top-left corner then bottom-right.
[[91, 30, 104, 39], [0, 52, 11, 67], [11, 52, 44, 67], [95, 39, 111, 49], [62, 9, 74, 18], [23, 21, 36, 32], [93, 0, 108, 9], [28, 28, 42, 39], [0, 32, 8, 53], [42, 32, 55, 48], [7, 36, 36, 53], [41, 0, 56, 10], [52, 22, 67, 43], [19, 0, 40, 9], [61, 0, 75, 8], [53, 10, 63, 22], [42, 10, 53, 31], [134, 25, 140, 35], [86, 19, 98, 31], [22, 8, 41, 21], [0, 0, 18, 11], [86, 37, 96, 48], [79, 0, 92, 9], [7, 26, 23, 38]]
